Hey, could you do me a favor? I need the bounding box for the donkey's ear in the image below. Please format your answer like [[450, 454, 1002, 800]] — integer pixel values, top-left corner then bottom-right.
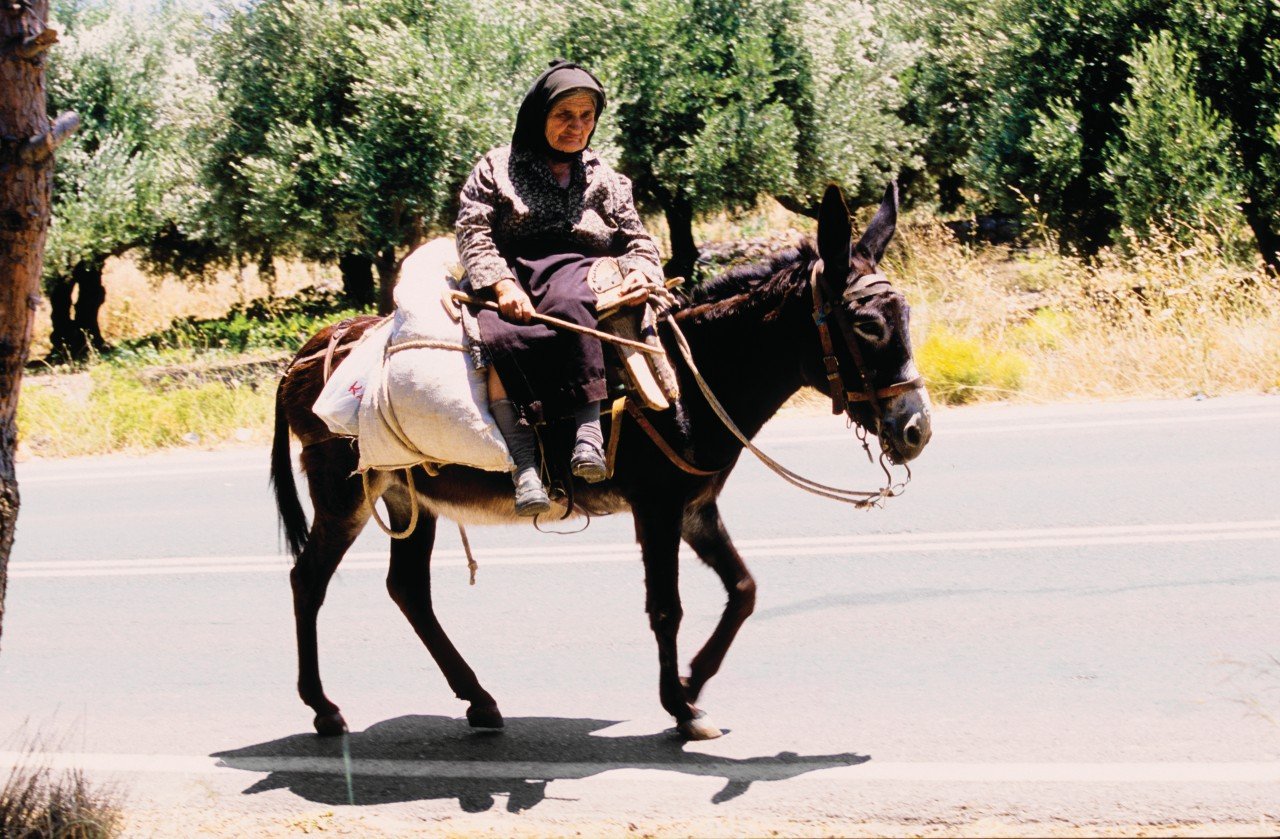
[[817, 184, 852, 282], [854, 181, 898, 266]]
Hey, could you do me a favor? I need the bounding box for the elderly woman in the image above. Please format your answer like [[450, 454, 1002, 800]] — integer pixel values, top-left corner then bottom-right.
[[456, 60, 666, 516]]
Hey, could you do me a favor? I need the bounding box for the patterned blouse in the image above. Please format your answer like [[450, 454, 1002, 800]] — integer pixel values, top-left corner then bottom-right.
[[455, 145, 665, 291]]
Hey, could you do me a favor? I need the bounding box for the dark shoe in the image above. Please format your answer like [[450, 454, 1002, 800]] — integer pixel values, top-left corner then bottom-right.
[[570, 441, 608, 483], [513, 469, 550, 516]]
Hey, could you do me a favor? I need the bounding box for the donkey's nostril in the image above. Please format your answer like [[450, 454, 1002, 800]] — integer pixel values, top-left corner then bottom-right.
[[902, 414, 923, 448]]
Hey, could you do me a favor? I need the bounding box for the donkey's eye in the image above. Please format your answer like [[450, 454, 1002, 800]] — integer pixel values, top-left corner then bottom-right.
[[853, 319, 886, 343]]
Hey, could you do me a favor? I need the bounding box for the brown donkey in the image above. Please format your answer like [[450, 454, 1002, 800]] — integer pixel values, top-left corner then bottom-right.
[[271, 184, 933, 740]]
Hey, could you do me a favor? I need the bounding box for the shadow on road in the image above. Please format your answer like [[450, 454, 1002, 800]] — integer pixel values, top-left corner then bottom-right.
[[212, 715, 869, 812]]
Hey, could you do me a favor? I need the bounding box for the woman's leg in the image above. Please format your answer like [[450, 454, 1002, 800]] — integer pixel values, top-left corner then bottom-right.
[[488, 366, 550, 516], [570, 399, 606, 482]]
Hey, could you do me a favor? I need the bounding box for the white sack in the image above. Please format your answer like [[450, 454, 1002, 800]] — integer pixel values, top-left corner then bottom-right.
[[311, 317, 395, 437], [357, 237, 514, 473]]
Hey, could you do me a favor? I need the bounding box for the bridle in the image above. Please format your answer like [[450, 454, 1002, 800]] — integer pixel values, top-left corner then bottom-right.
[[809, 262, 925, 436]]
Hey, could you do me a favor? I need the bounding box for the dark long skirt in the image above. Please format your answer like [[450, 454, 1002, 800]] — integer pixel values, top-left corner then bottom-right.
[[477, 252, 606, 422]]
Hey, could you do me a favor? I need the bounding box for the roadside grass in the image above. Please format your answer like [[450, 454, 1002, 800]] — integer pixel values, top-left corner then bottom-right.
[[0, 753, 122, 839], [884, 214, 1280, 404], [19, 285, 368, 458], [16, 203, 1280, 456]]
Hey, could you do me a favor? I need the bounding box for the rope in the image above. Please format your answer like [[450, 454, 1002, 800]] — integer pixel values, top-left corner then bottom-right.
[[362, 468, 420, 538], [458, 524, 478, 585], [665, 317, 903, 508]]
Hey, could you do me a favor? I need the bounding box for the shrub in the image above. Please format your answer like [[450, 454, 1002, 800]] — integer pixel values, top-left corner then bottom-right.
[[917, 326, 1027, 404], [0, 757, 122, 839]]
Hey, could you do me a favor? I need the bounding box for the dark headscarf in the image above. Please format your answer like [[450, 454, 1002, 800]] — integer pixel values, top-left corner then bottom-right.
[[511, 59, 607, 162]]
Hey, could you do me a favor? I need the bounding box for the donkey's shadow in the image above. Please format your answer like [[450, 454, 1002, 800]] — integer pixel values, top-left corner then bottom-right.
[[213, 715, 870, 812]]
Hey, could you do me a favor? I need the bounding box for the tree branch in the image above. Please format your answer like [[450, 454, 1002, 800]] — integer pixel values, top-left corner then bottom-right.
[[19, 111, 79, 163], [15, 25, 57, 58]]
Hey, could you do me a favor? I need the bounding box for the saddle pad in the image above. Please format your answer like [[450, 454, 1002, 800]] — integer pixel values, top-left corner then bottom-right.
[[356, 238, 514, 474]]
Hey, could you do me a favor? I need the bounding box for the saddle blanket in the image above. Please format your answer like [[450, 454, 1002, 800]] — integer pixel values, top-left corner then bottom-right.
[[313, 237, 513, 474]]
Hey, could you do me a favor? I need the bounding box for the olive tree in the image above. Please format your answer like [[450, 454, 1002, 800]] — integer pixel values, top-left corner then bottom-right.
[[1103, 32, 1242, 244], [208, 0, 543, 311], [43, 0, 212, 358], [1172, 0, 1280, 273], [774, 0, 921, 217], [561, 0, 803, 279]]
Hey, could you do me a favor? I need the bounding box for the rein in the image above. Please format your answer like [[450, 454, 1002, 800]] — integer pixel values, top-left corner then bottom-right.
[[662, 316, 908, 509]]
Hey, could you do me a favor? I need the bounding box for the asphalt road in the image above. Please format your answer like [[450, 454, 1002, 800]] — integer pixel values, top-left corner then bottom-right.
[[2, 395, 1278, 836]]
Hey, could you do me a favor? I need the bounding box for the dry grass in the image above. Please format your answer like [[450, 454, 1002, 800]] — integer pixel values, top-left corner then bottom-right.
[[0, 754, 122, 839], [884, 218, 1280, 404], [28, 255, 341, 359]]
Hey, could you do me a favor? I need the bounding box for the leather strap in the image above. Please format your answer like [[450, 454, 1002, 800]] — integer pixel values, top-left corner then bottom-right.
[[605, 395, 627, 479], [625, 399, 722, 477]]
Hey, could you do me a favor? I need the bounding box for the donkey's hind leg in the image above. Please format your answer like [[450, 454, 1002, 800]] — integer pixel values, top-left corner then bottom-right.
[[292, 443, 372, 736], [680, 501, 757, 704], [382, 477, 503, 729]]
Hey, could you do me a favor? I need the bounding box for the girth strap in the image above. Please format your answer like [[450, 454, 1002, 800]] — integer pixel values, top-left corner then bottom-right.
[[624, 398, 722, 477]]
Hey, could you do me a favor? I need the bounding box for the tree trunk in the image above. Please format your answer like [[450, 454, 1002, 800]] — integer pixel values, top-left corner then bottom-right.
[[71, 257, 106, 351], [662, 195, 698, 282], [46, 272, 74, 358], [1242, 196, 1280, 278], [338, 253, 375, 307], [1, 0, 75, 651], [374, 247, 398, 315], [47, 258, 107, 359]]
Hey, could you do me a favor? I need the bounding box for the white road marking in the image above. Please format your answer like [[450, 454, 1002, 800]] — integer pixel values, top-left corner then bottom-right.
[[10, 520, 1280, 579], [1, 750, 1278, 784]]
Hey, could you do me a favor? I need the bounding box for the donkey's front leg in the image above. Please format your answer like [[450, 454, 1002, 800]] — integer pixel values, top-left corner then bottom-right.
[[634, 498, 722, 740], [681, 501, 756, 704]]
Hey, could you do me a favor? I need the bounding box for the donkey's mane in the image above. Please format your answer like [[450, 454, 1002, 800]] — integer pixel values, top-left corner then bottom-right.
[[687, 241, 817, 306]]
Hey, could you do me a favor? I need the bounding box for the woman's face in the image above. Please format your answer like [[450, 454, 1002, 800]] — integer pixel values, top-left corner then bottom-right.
[[544, 92, 597, 155]]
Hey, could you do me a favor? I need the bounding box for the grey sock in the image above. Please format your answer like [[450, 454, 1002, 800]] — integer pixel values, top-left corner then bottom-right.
[[573, 401, 603, 451], [492, 399, 540, 477]]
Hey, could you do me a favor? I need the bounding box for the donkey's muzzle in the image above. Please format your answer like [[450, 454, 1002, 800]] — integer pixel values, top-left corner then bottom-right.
[[880, 388, 933, 463]]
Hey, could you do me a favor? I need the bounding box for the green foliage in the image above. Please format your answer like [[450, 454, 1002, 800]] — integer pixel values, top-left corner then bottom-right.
[[43, 1, 208, 280], [967, 0, 1172, 247], [891, 0, 1006, 211], [207, 0, 544, 269], [119, 287, 366, 355], [1103, 32, 1241, 243], [1170, 0, 1280, 269], [19, 364, 277, 456], [781, 0, 921, 211], [562, 0, 801, 217]]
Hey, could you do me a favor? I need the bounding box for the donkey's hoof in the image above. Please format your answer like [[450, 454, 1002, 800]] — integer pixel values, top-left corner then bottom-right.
[[677, 715, 723, 741], [313, 710, 348, 737], [466, 704, 505, 730]]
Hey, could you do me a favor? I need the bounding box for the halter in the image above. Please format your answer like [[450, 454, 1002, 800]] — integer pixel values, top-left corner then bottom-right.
[[809, 262, 925, 426]]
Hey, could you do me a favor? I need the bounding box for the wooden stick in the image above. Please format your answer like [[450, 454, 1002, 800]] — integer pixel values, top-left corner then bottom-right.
[[447, 290, 664, 356]]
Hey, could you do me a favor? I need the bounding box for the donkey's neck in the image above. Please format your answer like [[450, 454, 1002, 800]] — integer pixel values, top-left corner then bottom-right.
[[673, 271, 813, 459]]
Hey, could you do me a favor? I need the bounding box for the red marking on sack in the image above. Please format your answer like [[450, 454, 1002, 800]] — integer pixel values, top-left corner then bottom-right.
[[348, 382, 364, 399]]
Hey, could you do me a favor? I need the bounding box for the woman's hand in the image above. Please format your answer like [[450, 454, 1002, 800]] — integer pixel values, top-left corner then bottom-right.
[[494, 278, 535, 323], [619, 270, 652, 305]]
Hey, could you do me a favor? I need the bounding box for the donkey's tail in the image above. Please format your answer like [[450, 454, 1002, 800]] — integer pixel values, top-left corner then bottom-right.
[[271, 381, 309, 562]]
